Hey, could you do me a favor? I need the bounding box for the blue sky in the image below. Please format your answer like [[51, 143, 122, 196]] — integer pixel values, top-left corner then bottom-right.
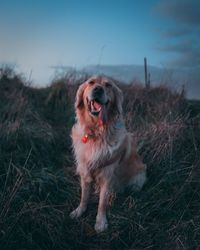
[[0, 0, 199, 84]]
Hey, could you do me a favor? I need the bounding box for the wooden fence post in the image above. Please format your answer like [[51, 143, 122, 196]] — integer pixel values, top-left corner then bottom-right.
[[144, 57, 150, 88]]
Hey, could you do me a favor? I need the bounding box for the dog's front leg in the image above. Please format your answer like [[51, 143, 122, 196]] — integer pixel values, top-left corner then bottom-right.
[[70, 176, 91, 219], [95, 182, 109, 233]]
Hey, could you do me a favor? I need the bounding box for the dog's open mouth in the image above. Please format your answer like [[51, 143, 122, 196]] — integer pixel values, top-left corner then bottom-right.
[[89, 100, 102, 116], [87, 97, 108, 124]]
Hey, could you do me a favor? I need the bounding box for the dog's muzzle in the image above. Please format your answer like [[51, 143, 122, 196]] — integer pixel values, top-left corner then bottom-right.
[[88, 86, 107, 116]]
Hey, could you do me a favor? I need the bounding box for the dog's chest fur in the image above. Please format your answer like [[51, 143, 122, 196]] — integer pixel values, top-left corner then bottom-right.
[[72, 123, 125, 173]]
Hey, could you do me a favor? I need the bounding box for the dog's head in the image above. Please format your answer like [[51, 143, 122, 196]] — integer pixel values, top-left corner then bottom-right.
[[75, 76, 123, 125]]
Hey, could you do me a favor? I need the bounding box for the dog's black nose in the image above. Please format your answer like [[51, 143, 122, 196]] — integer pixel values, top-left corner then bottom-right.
[[93, 86, 103, 95]]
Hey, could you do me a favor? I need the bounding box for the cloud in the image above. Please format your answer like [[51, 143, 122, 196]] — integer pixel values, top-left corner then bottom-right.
[[168, 50, 200, 68], [157, 40, 193, 53], [161, 28, 191, 38], [154, 0, 200, 68], [155, 0, 200, 26], [157, 40, 200, 68]]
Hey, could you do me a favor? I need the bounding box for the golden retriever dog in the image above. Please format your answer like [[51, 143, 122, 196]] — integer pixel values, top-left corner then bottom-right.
[[70, 76, 146, 233]]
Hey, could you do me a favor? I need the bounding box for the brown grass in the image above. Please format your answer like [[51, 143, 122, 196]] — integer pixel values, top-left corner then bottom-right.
[[0, 68, 200, 249]]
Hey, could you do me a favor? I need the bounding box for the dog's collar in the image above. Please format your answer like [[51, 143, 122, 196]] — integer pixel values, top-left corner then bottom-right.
[[82, 134, 90, 144], [82, 119, 124, 144], [82, 130, 102, 143], [81, 118, 106, 144]]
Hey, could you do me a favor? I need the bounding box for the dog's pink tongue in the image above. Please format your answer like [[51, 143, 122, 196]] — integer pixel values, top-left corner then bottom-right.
[[93, 101, 101, 111]]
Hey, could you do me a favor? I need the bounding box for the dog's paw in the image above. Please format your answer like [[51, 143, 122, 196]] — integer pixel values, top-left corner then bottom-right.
[[94, 217, 108, 233], [70, 206, 85, 219]]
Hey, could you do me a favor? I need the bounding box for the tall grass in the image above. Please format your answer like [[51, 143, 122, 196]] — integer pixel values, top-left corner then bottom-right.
[[0, 69, 199, 249]]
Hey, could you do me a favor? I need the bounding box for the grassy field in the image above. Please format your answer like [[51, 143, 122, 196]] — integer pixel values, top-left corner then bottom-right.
[[0, 68, 200, 250]]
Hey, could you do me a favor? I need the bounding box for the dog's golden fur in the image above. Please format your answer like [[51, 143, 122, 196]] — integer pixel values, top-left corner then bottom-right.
[[70, 76, 146, 232]]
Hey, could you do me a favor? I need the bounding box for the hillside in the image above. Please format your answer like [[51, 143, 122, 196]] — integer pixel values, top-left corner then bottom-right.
[[82, 64, 200, 99], [0, 69, 200, 249]]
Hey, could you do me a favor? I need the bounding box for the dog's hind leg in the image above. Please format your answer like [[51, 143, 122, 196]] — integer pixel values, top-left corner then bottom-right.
[[128, 165, 147, 191], [70, 176, 91, 219]]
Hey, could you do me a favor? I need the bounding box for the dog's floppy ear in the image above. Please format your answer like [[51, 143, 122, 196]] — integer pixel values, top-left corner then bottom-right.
[[113, 85, 123, 115], [75, 83, 86, 109]]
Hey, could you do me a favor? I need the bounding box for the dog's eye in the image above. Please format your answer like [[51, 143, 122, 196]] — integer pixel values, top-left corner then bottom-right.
[[105, 82, 112, 88], [89, 80, 95, 85]]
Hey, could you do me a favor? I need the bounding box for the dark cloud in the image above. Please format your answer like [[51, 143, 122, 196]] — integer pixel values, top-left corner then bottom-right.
[[155, 0, 200, 26], [157, 40, 193, 53], [157, 40, 200, 68], [168, 50, 200, 68], [155, 0, 200, 68], [161, 28, 191, 38]]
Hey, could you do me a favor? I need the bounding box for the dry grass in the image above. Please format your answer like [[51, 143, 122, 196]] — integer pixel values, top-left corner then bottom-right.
[[0, 68, 200, 249]]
